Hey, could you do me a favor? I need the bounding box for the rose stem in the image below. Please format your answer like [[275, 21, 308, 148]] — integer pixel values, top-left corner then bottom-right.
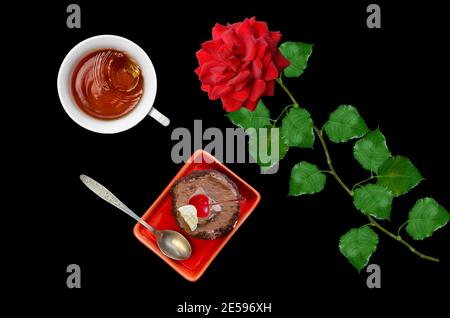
[[276, 80, 440, 263]]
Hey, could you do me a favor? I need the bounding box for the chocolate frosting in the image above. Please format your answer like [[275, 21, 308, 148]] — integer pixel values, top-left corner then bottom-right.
[[170, 170, 240, 240]]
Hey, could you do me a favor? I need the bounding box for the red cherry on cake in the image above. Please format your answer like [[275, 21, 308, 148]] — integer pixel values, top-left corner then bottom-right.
[[188, 194, 210, 218], [189, 194, 243, 218]]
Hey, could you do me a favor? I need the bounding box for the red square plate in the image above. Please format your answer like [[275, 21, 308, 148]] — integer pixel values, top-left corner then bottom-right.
[[133, 150, 261, 281]]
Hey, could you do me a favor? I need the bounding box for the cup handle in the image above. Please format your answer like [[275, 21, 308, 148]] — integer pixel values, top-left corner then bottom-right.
[[148, 107, 170, 126]]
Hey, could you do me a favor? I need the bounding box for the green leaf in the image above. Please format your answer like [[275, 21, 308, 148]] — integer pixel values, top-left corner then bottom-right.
[[324, 105, 369, 143], [353, 129, 391, 173], [227, 100, 271, 130], [406, 198, 450, 240], [279, 41, 314, 78], [339, 226, 379, 271], [353, 184, 393, 220], [289, 161, 326, 196], [377, 156, 423, 196], [248, 127, 289, 169], [280, 107, 314, 148]]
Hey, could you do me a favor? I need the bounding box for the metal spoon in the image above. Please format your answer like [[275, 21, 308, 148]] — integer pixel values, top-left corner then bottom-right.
[[80, 174, 192, 261]]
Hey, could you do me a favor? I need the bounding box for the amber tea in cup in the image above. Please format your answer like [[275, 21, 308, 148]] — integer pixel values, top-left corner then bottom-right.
[[58, 35, 169, 133], [71, 49, 144, 119]]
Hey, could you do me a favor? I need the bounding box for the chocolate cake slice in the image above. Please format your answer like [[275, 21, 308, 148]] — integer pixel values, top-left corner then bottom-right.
[[170, 169, 240, 240]]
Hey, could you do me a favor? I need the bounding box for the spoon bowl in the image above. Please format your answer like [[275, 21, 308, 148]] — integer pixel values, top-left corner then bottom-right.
[[156, 230, 192, 260], [80, 174, 192, 261]]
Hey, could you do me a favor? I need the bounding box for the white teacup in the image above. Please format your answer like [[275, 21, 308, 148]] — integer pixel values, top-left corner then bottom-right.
[[57, 35, 169, 133]]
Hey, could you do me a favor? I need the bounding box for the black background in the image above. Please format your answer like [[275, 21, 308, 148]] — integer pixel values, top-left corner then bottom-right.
[[12, 0, 449, 313]]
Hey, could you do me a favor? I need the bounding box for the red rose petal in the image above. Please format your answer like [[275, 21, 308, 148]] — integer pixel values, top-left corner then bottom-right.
[[226, 58, 240, 73], [255, 38, 269, 58], [210, 71, 234, 85], [210, 64, 233, 79], [212, 23, 227, 40], [243, 99, 258, 111], [199, 61, 222, 82], [243, 36, 257, 61], [235, 18, 252, 40], [196, 49, 215, 65], [211, 84, 233, 100], [269, 31, 282, 45], [237, 61, 251, 72], [209, 64, 228, 74], [249, 79, 266, 101], [275, 51, 291, 72], [235, 77, 251, 91], [221, 96, 244, 112], [198, 61, 214, 77], [253, 21, 269, 37], [263, 62, 279, 81], [263, 80, 275, 96], [217, 45, 233, 60], [209, 68, 235, 85], [201, 83, 211, 93], [252, 58, 263, 79], [230, 89, 250, 102], [201, 39, 221, 53], [228, 20, 241, 30], [228, 70, 251, 85], [262, 52, 272, 65], [222, 28, 240, 50]]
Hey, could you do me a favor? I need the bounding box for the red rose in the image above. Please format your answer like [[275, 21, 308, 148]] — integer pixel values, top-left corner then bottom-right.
[[195, 17, 290, 112]]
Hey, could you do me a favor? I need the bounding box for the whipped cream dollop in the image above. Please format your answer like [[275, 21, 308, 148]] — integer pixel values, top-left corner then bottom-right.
[[177, 205, 198, 231]]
